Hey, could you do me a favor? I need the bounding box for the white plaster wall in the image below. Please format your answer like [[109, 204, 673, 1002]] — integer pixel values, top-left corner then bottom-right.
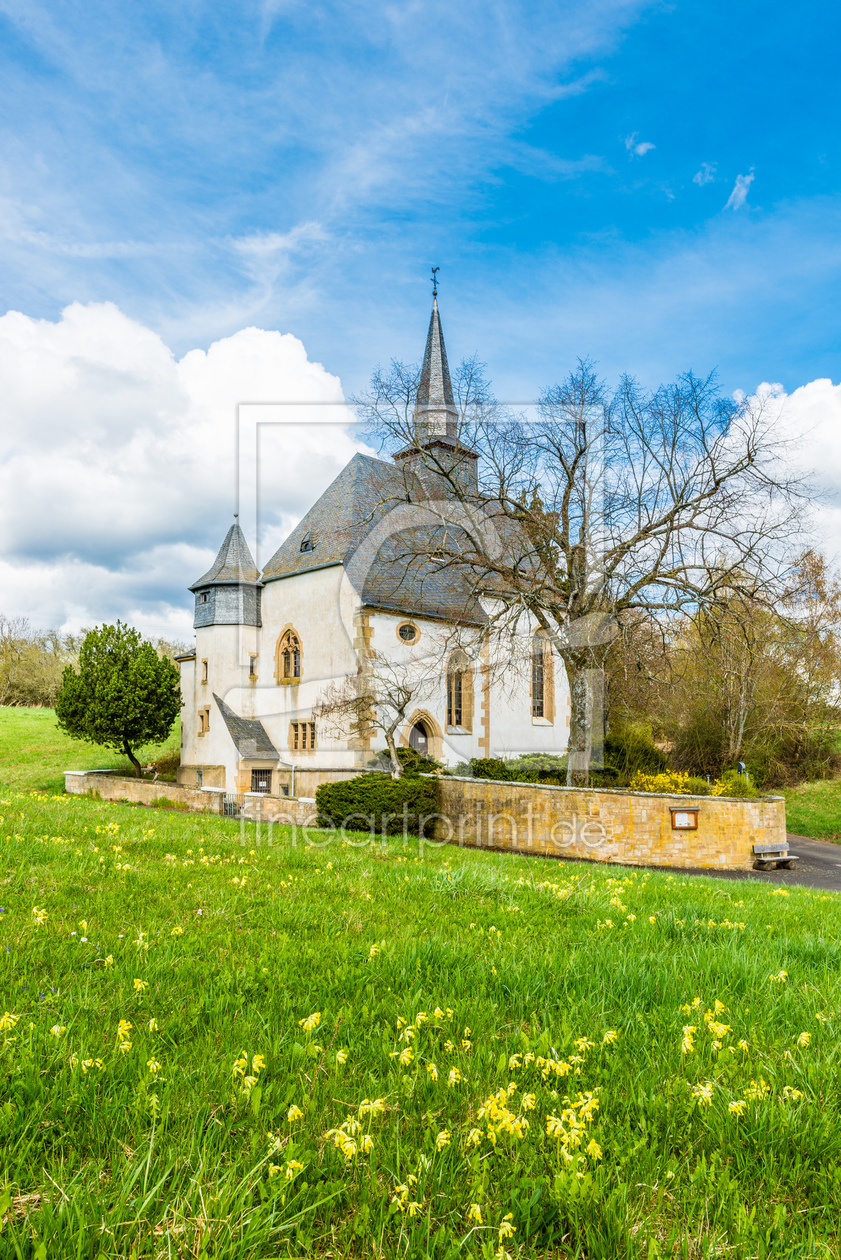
[[255, 565, 361, 768]]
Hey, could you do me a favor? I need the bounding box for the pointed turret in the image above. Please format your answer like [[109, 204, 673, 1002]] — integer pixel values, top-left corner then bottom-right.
[[190, 518, 262, 628], [393, 292, 479, 494], [414, 295, 459, 442]]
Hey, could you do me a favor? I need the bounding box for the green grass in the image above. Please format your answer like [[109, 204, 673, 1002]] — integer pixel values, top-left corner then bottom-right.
[[782, 779, 841, 842], [1, 787, 841, 1258], [0, 707, 180, 794]]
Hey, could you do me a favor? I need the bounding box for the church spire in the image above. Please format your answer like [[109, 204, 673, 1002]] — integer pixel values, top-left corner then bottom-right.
[[413, 292, 459, 443]]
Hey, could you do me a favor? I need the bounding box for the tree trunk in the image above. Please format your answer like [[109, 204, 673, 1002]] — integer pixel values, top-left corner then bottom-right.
[[564, 658, 592, 786], [123, 738, 142, 778], [384, 728, 403, 779]]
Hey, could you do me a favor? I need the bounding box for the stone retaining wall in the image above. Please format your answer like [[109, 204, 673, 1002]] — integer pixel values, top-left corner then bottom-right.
[[434, 777, 785, 870], [63, 772, 319, 826], [64, 771, 786, 870]]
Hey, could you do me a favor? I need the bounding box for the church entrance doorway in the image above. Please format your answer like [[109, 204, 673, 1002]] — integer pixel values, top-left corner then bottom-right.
[[409, 721, 429, 755]]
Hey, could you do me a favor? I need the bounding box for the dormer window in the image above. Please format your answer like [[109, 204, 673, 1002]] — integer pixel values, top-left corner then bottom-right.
[[300, 533, 316, 554], [199, 591, 209, 604]]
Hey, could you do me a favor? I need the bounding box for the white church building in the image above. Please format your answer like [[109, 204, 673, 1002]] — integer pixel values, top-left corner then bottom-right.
[[177, 298, 570, 795]]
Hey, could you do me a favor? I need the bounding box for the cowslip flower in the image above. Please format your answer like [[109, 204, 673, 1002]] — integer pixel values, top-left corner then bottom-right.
[[448, 1067, 462, 1088], [287, 1104, 304, 1123], [148, 1018, 158, 1032], [435, 1129, 450, 1151], [171, 926, 184, 937], [499, 1213, 516, 1241], [467, 1203, 483, 1224], [299, 1012, 321, 1033], [797, 1031, 811, 1048], [426, 1062, 438, 1082], [336, 1049, 348, 1065], [729, 1100, 746, 1116], [681, 1026, 697, 1054], [603, 1030, 618, 1045], [585, 1138, 603, 1160], [147, 1058, 161, 1074], [771, 970, 788, 984], [133, 978, 148, 993]]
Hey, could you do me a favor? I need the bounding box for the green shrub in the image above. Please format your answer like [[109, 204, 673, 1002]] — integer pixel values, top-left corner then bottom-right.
[[712, 770, 759, 798], [366, 747, 443, 777], [316, 775, 439, 836], [604, 726, 667, 777], [470, 758, 511, 781]]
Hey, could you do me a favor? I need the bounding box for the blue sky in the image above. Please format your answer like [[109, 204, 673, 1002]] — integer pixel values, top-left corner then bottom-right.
[[2, 0, 839, 398], [3, 0, 841, 635]]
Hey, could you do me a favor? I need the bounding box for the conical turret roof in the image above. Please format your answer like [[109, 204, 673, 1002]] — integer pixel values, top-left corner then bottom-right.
[[190, 520, 260, 590], [413, 295, 458, 440]]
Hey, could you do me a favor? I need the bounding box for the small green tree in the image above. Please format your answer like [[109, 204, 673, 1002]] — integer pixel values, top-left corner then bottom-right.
[[55, 621, 181, 776]]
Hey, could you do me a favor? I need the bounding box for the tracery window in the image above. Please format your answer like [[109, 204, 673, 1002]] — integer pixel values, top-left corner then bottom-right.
[[446, 650, 472, 731], [277, 629, 302, 682], [531, 631, 554, 722]]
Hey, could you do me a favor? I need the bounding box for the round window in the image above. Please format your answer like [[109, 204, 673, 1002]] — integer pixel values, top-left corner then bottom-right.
[[398, 623, 418, 643]]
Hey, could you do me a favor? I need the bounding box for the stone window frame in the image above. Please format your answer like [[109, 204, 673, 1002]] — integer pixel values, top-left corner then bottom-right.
[[289, 720, 317, 753], [248, 654, 258, 681], [446, 649, 473, 733], [198, 706, 211, 736], [396, 620, 421, 646], [530, 630, 555, 724], [201, 659, 208, 684], [275, 625, 303, 685]]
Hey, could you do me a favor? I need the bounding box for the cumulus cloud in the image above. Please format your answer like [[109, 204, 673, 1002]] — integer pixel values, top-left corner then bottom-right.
[[624, 132, 655, 157], [725, 171, 755, 210], [693, 162, 716, 186], [0, 302, 362, 638], [741, 377, 841, 561]]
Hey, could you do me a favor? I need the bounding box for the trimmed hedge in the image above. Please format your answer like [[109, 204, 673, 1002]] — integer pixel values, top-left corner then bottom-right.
[[315, 774, 440, 836]]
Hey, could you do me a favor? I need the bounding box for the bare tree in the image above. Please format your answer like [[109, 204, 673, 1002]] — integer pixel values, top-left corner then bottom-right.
[[313, 650, 447, 779], [357, 360, 806, 785]]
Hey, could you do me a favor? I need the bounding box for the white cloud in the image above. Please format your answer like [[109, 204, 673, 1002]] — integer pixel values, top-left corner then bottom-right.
[[693, 162, 716, 186], [624, 132, 655, 157], [742, 377, 841, 562], [725, 171, 754, 210], [0, 302, 362, 638]]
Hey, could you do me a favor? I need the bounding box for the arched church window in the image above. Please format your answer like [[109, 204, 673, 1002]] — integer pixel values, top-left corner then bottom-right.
[[531, 631, 554, 722], [446, 650, 473, 731], [277, 629, 302, 682]]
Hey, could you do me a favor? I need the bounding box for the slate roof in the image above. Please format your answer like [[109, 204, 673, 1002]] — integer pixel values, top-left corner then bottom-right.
[[261, 452, 405, 583], [213, 693, 279, 760], [190, 522, 260, 592]]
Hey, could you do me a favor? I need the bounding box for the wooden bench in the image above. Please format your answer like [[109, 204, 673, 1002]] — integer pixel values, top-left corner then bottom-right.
[[753, 843, 799, 870]]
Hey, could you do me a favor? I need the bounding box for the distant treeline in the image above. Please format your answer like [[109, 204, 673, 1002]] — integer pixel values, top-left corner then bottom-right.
[[0, 615, 189, 707]]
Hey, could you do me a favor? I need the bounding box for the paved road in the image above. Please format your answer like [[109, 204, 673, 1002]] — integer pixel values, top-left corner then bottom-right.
[[682, 834, 841, 892]]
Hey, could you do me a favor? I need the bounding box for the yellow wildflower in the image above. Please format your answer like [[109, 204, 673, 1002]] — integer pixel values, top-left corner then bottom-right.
[[467, 1203, 483, 1224], [148, 1018, 158, 1032], [797, 1031, 811, 1047], [285, 1159, 304, 1180], [336, 1049, 348, 1065], [729, 1100, 746, 1116], [448, 1067, 462, 1088], [771, 970, 788, 984], [399, 1046, 414, 1067], [49, 1025, 66, 1037], [602, 1030, 618, 1045], [147, 1058, 161, 1074], [426, 1061, 438, 1081], [499, 1213, 516, 1241], [521, 1093, 536, 1111], [299, 1012, 321, 1033], [681, 1025, 697, 1054], [103, 956, 114, 967], [585, 1138, 603, 1160], [435, 1129, 451, 1151], [133, 978, 148, 993], [287, 1104, 304, 1123]]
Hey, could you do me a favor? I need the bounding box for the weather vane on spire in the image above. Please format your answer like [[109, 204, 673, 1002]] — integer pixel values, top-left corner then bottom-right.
[[431, 266, 440, 297]]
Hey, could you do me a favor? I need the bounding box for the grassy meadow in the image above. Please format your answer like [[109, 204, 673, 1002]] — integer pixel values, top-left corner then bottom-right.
[[1, 781, 841, 1259], [0, 707, 181, 795]]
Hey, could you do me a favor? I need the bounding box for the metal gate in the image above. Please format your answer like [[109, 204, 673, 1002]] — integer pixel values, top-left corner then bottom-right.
[[222, 793, 245, 818]]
